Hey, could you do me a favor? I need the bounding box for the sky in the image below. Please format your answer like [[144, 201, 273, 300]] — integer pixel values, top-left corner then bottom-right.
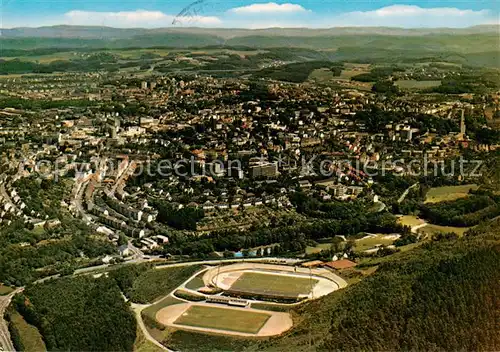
[[0, 0, 498, 29]]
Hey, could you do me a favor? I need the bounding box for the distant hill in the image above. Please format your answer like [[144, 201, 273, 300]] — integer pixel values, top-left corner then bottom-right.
[[1, 24, 499, 39], [0, 25, 498, 68], [1, 26, 499, 54]]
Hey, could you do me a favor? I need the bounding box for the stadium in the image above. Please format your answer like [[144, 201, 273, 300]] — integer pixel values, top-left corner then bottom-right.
[[152, 262, 347, 337]]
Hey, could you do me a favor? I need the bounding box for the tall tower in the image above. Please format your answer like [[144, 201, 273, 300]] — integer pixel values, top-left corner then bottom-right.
[[460, 109, 466, 135]]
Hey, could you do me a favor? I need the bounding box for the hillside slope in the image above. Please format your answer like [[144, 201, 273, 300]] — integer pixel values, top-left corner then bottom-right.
[[247, 220, 500, 352]]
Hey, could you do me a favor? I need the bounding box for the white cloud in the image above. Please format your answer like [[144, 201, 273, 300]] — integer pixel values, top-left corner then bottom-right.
[[1, 4, 496, 29], [332, 5, 494, 28], [63, 9, 221, 28], [372, 5, 488, 17], [228, 2, 310, 14]]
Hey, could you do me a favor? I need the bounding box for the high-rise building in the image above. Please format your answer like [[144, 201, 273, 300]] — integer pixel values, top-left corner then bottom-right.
[[249, 162, 278, 179]]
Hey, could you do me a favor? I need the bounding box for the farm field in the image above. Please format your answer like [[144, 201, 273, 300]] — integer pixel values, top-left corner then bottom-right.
[[424, 184, 479, 203], [174, 305, 271, 334], [395, 80, 442, 89], [309, 68, 335, 84], [229, 272, 317, 298]]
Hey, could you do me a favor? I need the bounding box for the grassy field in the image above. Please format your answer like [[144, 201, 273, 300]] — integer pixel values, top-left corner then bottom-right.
[[229, 272, 317, 298], [398, 215, 471, 237], [398, 215, 426, 228], [7, 309, 46, 352], [339, 63, 371, 79], [354, 235, 397, 253], [0, 284, 14, 295], [133, 325, 164, 352], [424, 184, 479, 203], [305, 242, 331, 254], [129, 265, 203, 304], [395, 80, 442, 89], [174, 305, 271, 334], [308, 68, 336, 84], [419, 224, 471, 237], [184, 271, 206, 291]]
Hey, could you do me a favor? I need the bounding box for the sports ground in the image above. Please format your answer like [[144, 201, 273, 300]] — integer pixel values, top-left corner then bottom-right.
[[228, 272, 318, 298], [145, 262, 347, 339], [207, 262, 345, 300], [156, 302, 292, 337], [174, 305, 270, 334]]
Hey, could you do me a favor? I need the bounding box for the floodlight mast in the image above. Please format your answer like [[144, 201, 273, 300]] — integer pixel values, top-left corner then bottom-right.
[[215, 260, 221, 289]]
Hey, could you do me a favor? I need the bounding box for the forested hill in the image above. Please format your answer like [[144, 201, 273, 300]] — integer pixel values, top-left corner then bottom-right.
[[249, 219, 500, 352]]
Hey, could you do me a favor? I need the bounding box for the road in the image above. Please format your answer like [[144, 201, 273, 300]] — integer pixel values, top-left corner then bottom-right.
[[0, 289, 23, 352], [7, 257, 302, 350], [398, 183, 419, 203]]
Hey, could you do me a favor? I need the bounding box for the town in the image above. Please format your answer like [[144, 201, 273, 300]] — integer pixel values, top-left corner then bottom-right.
[[0, 21, 499, 352]]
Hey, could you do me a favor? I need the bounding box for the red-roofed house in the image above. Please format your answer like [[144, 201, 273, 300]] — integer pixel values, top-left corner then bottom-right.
[[324, 259, 357, 270]]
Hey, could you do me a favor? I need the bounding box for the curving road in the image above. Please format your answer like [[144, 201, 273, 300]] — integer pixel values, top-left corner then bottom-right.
[[0, 288, 23, 352], [398, 183, 419, 204]]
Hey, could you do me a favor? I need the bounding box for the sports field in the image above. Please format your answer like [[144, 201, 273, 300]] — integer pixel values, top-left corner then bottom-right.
[[229, 272, 318, 298], [174, 305, 271, 334], [424, 184, 478, 203]]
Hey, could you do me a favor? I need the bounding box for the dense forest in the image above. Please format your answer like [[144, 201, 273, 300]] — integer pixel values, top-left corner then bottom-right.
[[351, 66, 404, 82], [419, 193, 500, 227], [151, 199, 205, 230], [12, 276, 137, 351]]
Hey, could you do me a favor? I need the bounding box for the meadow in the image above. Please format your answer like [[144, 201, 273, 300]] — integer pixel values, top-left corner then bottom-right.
[[424, 184, 479, 203], [395, 80, 442, 89]]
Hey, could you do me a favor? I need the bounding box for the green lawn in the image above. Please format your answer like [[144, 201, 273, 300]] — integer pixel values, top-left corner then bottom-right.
[[424, 184, 478, 204], [129, 265, 202, 303], [184, 272, 206, 291], [174, 305, 270, 334], [229, 272, 317, 298], [0, 284, 14, 295]]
